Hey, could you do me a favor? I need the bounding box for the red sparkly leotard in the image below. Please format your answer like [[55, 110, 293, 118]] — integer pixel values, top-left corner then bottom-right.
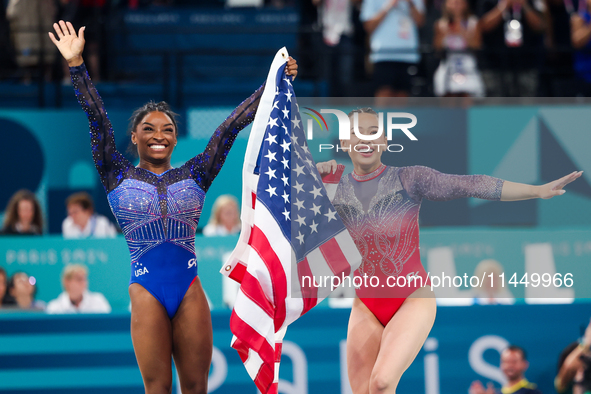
[[330, 164, 504, 326]]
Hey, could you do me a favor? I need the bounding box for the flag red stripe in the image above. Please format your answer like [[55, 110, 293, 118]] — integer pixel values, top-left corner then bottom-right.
[[252, 191, 257, 209], [318, 237, 352, 278], [240, 270, 274, 318], [297, 257, 318, 315], [249, 225, 287, 332], [229, 262, 247, 283], [230, 312, 275, 393]]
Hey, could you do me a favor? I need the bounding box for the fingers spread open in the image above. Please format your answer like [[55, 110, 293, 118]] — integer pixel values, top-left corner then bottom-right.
[[48, 32, 58, 45], [59, 20, 69, 36]]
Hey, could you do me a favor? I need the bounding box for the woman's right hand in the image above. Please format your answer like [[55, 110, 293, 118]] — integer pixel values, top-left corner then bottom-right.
[[316, 160, 338, 177], [48, 20, 85, 67]]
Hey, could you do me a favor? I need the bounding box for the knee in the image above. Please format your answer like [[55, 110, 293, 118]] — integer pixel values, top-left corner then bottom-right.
[[179, 379, 207, 394], [144, 379, 172, 394], [370, 372, 398, 393]]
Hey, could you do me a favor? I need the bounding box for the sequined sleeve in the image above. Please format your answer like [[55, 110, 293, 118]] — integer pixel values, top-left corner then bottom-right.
[[400, 166, 504, 202], [71, 63, 131, 193], [182, 83, 265, 192]]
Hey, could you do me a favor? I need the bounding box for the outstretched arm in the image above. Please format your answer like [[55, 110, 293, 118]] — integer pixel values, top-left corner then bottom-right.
[[49, 20, 131, 193], [500, 171, 583, 201], [184, 58, 298, 192]]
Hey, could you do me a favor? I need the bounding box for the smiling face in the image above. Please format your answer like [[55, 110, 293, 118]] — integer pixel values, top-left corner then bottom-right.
[[340, 112, 387, 174], [500, 349, 528, 382], [131, 111, 177, 166]]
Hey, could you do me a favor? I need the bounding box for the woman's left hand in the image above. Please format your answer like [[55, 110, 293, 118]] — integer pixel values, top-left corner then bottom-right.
[[285, 56, 298, 80], [538, 171, 583, 199]]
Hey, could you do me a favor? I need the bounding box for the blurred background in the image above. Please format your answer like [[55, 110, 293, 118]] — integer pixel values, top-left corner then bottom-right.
[[1, 0, 591, 393]]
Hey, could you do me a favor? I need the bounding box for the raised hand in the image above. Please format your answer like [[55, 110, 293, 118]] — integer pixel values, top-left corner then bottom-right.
[[285, 56, 298, 80], [539, 171, 583, 199], [48, 20, 85, 67]]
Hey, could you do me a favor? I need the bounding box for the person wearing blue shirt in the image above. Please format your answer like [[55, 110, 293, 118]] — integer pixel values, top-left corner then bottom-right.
[[360, 0, 425, 97]]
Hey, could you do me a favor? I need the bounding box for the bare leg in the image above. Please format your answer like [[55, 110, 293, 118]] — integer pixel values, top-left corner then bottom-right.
[[172, 277, 213, 394], [369, 287, 437, 393], [129, 283, 174, 394], [346, 298, 384, 394]]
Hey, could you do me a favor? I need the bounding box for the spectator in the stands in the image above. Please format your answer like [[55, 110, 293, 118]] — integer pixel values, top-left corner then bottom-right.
[[555, 318, 591, 394], [470, 345, 542, 394], [59, 0, 106, 82], [361, 0, 426, 98], [433, 0, 485, 96], [47, 264, 111, 313], [4, 272, 45, 310], [540, 0, 573, 96], [62, 192, 117, 238], [571, 0, 591, 95], [478, 0, 545, 96], [471, 259, 514, 304], [313, 0, 357, 96], [6, 0, 57, 84], [1, 189, 43, 236], [203, 194, 241, 237], [0, 267, 7, 308]]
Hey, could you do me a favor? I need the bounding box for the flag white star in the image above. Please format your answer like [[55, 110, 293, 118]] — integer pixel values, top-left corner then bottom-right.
[[281, 124, 288, 133], [294, 149, 302, 160], [283, 77, 292, 87], [281, 191, 289, 203], [284, 91, 292, 102], [265, 167, 277, 180], [268, 117, 279, 129], [280, 139, 291, 152], [275, 86, 279, 96], [294, 164, 305, 176], [266, 185, 277, 197], [292, 135, 299, 144], [309, 186, 322, 199], [282, 106, 290, 119], [294, 198, 305, 210], [294, 181, 304, 193], [295, 215, 306, 226], [309, 203, 321, 215], [281, 157, 289, 169], [304, 157, 313, 167], [292, 118, 301, 129], [265, 133, 277, 145], [324, 209, 337, 222], [310, 220, 318, 233], [282, 208, 290, 221], [264, 150, 277, 162], [296, 231, 305, 244], [281, 173, 289, 186], [273, 100, 279, 109]]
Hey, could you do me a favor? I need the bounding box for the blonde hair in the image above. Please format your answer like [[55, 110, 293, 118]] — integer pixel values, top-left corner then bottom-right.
[[208, 195, 240, 226], [474, 259, 504, 278], [61, 264, 88, 286]]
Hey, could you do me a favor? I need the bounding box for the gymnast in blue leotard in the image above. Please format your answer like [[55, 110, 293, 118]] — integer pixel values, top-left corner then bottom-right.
[[49, 20, 298, 394]]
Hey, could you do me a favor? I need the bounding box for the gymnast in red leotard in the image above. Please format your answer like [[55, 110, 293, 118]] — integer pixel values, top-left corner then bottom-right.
[[316, 108, 582, 394]]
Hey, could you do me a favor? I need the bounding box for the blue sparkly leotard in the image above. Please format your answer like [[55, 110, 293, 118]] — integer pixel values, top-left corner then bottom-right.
[[71, 63, 263, 318]]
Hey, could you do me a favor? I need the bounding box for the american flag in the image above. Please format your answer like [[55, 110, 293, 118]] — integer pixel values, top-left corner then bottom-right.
[[224, 48, 361, 394]]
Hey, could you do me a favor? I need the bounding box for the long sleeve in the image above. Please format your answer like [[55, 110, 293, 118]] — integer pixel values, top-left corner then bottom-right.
[[183, 83, 265, 192], [71, 63, 131, 193], [400, 165, 504, 202]]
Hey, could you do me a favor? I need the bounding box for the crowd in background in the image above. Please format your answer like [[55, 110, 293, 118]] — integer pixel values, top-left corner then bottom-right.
[[1, 0, 591, 96]]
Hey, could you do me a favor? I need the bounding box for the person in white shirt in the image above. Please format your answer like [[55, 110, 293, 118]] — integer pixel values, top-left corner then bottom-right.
[[47, 264, 111, 314], [202, 194, 241, 237], [62, 192, 117, 239]]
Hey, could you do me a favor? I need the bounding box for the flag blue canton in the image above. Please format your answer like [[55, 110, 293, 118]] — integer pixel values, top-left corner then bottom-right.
[[256, 66, 294, 243], [288, 97, 348, 264]]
